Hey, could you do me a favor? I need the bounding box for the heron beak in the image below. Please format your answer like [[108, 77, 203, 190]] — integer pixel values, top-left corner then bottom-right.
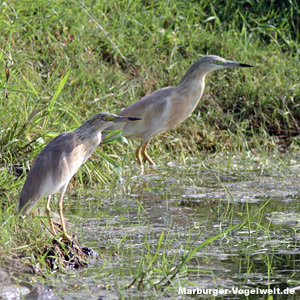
[[222, 60, 254, 68], [112, 116, 141, 122]]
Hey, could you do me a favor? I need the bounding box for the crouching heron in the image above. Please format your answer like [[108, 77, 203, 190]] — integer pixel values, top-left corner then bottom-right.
[[102, 55, 253, 168], [18, 112, 140, 240]]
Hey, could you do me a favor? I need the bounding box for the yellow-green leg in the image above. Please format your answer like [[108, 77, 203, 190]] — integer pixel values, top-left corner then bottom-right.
[[141, 139, 155, 165], [58, 186, 72, 241], [135, 143, 144, 168], [46, 195, 57, 236]]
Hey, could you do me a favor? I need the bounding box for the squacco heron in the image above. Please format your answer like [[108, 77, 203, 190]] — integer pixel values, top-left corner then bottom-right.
[[102, 55, 253, 168], [18, 112, 140, 240]]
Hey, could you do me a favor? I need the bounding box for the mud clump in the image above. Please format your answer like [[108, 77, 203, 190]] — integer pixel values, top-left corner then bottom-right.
[[44, 238, 98, 270]]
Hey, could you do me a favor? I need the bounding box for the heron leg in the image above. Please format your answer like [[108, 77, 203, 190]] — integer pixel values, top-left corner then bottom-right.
[[141, 139, 155, 165], [46, 195, 57, 236], [58, 185, 72, 240], [135, 143, 144, 168]]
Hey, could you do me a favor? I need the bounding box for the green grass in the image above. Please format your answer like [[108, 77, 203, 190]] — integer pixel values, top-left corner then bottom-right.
[[0, 0, 299, 294]]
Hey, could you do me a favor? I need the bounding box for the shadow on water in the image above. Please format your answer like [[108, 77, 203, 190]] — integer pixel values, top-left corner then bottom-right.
[[10, 158, 300, 299]]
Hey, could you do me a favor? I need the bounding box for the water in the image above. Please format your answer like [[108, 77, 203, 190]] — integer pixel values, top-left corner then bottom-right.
[[12, 157, 300, 299]]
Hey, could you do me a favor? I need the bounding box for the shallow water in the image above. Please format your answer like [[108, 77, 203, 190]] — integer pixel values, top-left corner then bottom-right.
[[14, 156, 300, 299]]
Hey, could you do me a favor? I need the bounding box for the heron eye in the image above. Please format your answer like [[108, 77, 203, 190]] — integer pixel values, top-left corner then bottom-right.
[[104, 116, 114, 121], [213, 60, 223, 65]]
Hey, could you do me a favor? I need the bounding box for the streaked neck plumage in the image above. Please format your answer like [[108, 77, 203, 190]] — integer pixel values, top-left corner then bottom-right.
[[73, 122, 100, 141], [73, 117, 109, 142], [174, 62, 211, 113]]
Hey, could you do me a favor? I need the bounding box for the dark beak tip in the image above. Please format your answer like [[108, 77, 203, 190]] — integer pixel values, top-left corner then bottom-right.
[[114, 116, 141, 122], [240, 63, 254, 68], [128, 117, 142, 121]]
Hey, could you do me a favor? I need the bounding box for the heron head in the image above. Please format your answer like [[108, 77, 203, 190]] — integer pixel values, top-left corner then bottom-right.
[[199, 55, 253, 72], [91, 113, 141, 130]]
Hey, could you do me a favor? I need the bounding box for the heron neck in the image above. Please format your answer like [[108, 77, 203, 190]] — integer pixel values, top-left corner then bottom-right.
[[175, 74, 206, 108], [73, 122, 101, 142]]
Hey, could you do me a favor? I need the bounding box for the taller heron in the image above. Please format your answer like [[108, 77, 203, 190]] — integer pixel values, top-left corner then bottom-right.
[[18, 112, 140, 240], [102, 55, 253, 168]]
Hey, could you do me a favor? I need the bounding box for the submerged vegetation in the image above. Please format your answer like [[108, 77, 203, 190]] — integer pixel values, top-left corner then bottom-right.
[[0, 0, 299, 298]]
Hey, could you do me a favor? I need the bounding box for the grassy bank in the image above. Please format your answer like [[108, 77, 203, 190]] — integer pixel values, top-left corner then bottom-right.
[[0, 0, 299, 276]]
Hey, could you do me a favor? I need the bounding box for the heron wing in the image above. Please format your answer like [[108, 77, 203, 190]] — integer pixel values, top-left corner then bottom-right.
[[102, 87, 175, 140], [18, 132, 79, 214]]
